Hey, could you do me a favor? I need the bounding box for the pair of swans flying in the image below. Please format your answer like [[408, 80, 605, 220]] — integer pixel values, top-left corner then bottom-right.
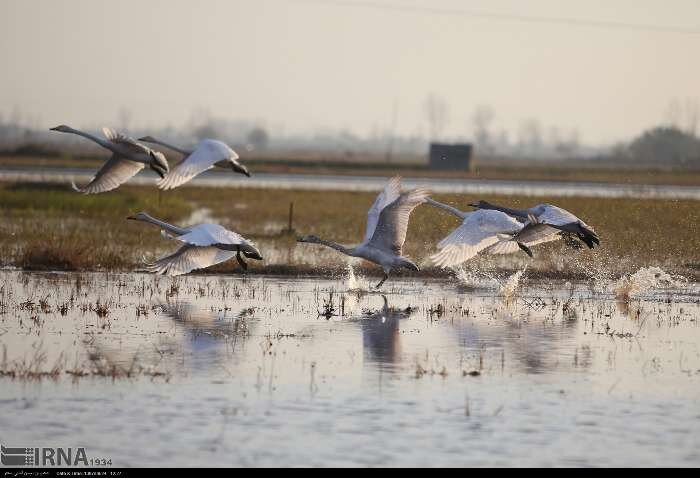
[[49, 125, 250, 194], [298, 176, 599, 287]]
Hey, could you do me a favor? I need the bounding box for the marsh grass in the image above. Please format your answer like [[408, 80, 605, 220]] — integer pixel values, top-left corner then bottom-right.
[[0, 182, 698, 279]]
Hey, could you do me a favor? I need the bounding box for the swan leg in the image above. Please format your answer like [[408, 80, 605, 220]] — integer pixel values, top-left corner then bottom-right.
[[517, 242, 533, 258], [150, 163, 166, 179], [236, 250, 248, 271], [375, 273, 389, 289]]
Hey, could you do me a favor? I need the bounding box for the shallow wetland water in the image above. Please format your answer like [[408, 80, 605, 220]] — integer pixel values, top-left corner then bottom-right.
[[0, 270, 699, 467]]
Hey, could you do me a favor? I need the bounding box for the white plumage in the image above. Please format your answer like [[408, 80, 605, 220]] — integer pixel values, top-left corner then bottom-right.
[[138, 136, 250, 190], [363, 175, 401, 243], [72, 154, 145, 194], [49, 125, 169, 194], [298, 176, 429, 288], [426, 198, 561, 268], [430, 209, 524, 268], [128, 213, 262, 276], [470, 200, 600, 249], [145, 245, 238, 276], [364, 187, 429, 256], [175, 223, 247, 248]]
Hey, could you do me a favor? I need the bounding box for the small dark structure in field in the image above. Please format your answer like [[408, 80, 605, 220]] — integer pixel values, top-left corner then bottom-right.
[[429, 143, 474, 171]]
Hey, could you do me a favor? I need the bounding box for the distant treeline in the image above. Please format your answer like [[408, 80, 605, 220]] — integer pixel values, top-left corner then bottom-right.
[[610, 126, 700, 165], [1, 121, 699, 166]]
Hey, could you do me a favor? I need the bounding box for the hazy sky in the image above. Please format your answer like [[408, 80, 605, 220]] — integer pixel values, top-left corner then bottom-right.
[[1, 0, 699, 144]]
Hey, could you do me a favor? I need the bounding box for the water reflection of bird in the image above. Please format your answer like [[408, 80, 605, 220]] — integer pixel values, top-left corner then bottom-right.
[[159, 300, 252, 369], [449, 296, 584, 374], [298, 176, 429, 288], [138, 136, 250, 189], [127, 212, 263, 275], [161, 300, 249, 340], [49, 125, 169, 193], [360, 295, 414, 365]]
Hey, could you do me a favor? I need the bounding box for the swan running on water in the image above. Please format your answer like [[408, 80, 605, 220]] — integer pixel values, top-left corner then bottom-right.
[[49, 125, 169, 194], [426, 198, 560, 268], [297, 176, 429, 288], [127, 212, 262, 276], [469, 200, 600, 249], [138, 136, 250, 190]]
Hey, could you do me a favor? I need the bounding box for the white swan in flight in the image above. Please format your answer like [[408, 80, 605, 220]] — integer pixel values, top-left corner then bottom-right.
[[469, 200, 600, 249], [49, 125, 169, 194], [127, 212, 262, 276], [138, 136, 249, 190], [297, 176, 429, 288], [426, 198, 559, 268]]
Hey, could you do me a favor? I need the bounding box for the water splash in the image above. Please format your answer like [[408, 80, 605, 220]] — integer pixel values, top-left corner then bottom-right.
[[344, 263, 370, 291], [498, 268, 527, 300], [613, 266, 685, 301], [454, 267, 500, 290]]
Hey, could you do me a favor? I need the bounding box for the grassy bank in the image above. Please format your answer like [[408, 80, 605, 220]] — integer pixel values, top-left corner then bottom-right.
[[0, 182, 698, 280]]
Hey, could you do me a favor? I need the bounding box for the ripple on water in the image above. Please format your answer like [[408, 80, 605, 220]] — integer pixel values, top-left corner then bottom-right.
[[0, 271, 698, 466]]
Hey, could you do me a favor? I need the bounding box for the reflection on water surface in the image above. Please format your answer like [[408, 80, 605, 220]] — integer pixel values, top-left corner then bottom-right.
[[0, 271, 698, 466]]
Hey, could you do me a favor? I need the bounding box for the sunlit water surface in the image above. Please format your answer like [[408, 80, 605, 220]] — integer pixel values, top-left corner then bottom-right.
[[0, 270, 698, 467]]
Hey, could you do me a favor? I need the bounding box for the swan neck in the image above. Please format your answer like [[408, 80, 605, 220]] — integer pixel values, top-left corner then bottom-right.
[[140, 214, 189, 235], [316, 238, 353, 256], [425, 198, 466, 219], [485, 203, 529, 219], [147, 138, 191, 156], [62, 127, 111, 149]]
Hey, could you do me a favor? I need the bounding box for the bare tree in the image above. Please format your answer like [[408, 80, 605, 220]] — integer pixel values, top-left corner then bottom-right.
[[664, 98, 699, 137], [247, 127, 269, 151], [553, 128, 580, 157], [423, 94, 449, 141], [665, 98, 682, 128], [684, 98, 699, 136], [472, 105, 495, 153], [518, 118, 543, 156]]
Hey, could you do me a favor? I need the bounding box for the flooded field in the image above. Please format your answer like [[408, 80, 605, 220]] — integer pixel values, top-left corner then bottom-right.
[[2, 167, 700, 200], [0, 269, 699, 467]]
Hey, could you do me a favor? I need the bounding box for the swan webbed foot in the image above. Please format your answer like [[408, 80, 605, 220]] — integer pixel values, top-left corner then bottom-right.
[[236, 250, 248, 271]]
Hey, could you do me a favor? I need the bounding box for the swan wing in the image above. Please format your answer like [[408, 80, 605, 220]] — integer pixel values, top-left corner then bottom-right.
[[430, 210, 520, 267], [515, 222, 562, 246], [102, 127, 149, 155], [72, 154, 144, 194], [157, 140, 228, 190], [174, 223, 246, 247], [537, 205, 592, 229], [366, 187, 429, 255], [363, 176, 402, 244], [144, 245, 237, 276]]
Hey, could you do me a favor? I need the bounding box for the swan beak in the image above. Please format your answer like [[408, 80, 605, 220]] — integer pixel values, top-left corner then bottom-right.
[[126, 215, 137, 221], [232, 163, 250, 177], [49, 126, 60, 131]]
